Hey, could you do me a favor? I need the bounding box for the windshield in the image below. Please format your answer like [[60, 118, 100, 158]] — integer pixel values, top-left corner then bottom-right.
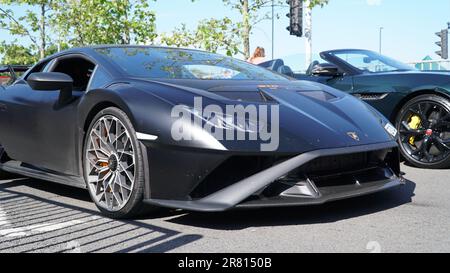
[[96, 47, 288, 81], [329, 50, 414, 73]]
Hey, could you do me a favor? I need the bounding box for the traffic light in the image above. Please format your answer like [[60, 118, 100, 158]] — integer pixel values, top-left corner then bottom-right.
[[436, 29, 448, 60], [286, 0, 303, 37]]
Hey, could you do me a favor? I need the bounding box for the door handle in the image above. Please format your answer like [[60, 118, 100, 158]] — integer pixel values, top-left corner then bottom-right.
[[0, 103, 7, 112]]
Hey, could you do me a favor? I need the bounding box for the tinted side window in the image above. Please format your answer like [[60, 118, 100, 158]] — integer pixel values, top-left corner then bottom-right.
[[24, 60, 51, 79], [88, 66, 112, 90]]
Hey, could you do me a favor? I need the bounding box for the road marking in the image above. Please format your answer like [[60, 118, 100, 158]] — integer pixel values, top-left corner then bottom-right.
[[0, 206, 11, 227], [0, 219, 91, 237]]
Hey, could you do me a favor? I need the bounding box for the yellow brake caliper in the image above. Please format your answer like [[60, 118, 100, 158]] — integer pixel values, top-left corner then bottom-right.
[[408, 115, 422, 145]]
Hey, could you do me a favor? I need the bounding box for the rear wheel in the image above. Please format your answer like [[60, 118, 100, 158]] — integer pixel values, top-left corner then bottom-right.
[[83, 107, 150, 219], [396, 94, 450, 169]]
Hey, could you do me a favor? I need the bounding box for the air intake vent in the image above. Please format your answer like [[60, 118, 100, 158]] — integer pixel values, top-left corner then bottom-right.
[[297, 91, 337, 101], [354, 93, 388, 101]]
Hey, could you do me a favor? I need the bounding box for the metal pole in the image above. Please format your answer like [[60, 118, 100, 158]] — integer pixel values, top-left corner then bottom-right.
[[271, 0, 275, 59], [379, 27, 383, 54], [304, 0, 312, 68]]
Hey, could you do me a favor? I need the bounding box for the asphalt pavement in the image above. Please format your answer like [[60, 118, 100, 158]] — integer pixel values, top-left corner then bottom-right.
[[0, 163, 449, 253]]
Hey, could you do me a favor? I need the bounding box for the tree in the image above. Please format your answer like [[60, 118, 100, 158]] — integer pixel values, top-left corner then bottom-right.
[[223, 0, 329, 59], [0, 0, 59, 61], [0, 41, 38, 64], [55, 0, 157, 46], [160, 17, 242, 56], [222, 0, 281, 59], [308, 0, 328, 7]]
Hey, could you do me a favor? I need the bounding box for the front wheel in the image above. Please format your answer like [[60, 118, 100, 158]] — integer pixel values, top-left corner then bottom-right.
[[83, 107, 149, 219], [396, 94, 450, 169]]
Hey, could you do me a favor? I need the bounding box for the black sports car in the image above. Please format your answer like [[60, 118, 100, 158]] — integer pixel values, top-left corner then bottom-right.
[[260, 49, 450, 169], [0, 46, 402, 218]]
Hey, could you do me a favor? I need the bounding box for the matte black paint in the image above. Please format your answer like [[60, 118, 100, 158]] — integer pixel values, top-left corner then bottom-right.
[[0, 46, 402, 211]]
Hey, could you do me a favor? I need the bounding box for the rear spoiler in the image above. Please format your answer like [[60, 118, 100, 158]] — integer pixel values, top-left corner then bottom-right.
[[0, 65, 31, 82]]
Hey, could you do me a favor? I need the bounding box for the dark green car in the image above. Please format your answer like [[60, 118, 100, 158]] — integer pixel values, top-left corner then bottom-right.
[[261, 49, 450, 169]]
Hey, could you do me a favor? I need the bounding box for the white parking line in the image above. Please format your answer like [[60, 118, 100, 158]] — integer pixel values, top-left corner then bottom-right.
[[0, 219, 90, 237], [0, 206, 11, 227]]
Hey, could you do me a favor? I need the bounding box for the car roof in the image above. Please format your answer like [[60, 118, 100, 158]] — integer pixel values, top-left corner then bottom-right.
[[59, 45, 207, 55]]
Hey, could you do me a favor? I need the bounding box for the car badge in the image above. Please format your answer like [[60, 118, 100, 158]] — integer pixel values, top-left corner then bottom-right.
[[347, 132, 360, 141]]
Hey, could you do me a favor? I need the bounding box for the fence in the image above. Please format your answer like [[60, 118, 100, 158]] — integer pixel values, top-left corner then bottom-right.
[[407, 59, 450, 71]]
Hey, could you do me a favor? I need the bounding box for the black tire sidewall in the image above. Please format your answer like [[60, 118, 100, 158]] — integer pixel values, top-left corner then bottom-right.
[[395, 94, 450, 169], [82, 107, 145, 219]]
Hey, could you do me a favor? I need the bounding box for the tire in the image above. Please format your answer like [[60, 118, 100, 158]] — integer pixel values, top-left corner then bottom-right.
[[395, 94, 450, 169], [83, 107, 152, 219]]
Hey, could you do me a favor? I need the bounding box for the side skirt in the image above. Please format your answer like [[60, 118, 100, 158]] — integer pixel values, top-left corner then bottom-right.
[[0, 160, 86, 189]]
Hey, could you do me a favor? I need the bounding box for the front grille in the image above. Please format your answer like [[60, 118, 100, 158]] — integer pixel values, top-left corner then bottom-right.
[[291, 149, 396, 181], [189, 155, 290, 199], [262, 148, 399, 198], [297, 152, 370, 176], [190, 148, 399, 200]]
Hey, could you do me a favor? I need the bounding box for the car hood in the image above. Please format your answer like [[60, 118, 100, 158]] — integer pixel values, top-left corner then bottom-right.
[[131, 79, 394, 153]]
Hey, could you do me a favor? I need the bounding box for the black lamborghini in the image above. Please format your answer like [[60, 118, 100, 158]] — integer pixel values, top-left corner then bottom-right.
[[0, 46, 402, 218], [260, 49, 450, 169]]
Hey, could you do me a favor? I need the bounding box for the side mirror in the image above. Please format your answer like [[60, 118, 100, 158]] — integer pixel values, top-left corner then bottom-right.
[[27, 72, 74, 105], [27, 72, 73, 91], [311, 63, 342, 77]]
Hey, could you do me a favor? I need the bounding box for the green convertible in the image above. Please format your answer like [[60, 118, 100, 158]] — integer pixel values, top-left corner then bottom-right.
[[260, 49, 450, 169]]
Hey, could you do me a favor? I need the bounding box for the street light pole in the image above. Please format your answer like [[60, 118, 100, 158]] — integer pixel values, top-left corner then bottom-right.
[[379, 27, 383, 54], [304, 0, 312, 69], [271, 0, 275, 59]]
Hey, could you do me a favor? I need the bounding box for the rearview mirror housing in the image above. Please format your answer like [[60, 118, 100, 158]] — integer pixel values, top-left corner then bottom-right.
[[27, 72, 73, 91], [311, 63, 342, 77], [27, 72, 74, 105]]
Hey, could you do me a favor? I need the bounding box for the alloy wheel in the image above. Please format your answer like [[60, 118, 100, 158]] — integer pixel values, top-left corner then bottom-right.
[[398, 100, 450, 165], [85, 115, 136, 211]]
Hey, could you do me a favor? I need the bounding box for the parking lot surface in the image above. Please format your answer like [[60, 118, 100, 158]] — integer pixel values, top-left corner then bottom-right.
[[0, 163, 449, 253]]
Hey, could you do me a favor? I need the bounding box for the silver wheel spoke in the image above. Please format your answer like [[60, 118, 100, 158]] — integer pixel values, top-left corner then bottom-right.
[[85, 115, 136, 212]]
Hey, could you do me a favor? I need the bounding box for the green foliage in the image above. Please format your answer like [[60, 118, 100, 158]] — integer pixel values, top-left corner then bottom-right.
[[55, 0, 157, 46], [308, 0, 329, 8], [0, 0, 330, 64], [0, 0, 158, 64], [0, 41, 38, 64], [160, 18, 242, 56], [0, 0, 56, 61]]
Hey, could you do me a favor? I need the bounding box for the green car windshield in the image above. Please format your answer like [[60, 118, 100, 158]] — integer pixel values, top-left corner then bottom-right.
[[330, 50, 415, 73]]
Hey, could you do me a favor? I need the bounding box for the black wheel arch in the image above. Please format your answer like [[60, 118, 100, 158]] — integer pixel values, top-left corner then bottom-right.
[[76, 88, 138, 177], [389, 88, 450, 123]]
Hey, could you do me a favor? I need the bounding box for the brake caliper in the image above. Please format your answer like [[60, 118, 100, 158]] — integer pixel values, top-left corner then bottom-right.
[[408, 115, 422, 145]]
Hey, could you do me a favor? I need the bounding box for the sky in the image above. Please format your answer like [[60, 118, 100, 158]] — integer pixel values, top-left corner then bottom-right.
[[1, 0, 450, 69]]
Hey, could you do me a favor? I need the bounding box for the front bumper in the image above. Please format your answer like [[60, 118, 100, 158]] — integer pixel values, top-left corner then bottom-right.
[[142, 141, 402, 212]]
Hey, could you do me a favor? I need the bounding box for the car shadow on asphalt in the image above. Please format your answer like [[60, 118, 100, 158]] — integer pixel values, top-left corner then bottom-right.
[[0, 179, 202, 253], [167, 180, 416, 230], [0, 177, 416, 232]]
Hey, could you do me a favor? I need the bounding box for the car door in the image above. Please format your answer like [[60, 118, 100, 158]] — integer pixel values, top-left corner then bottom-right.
[[0, 60, 53, 165], [0, 55, 96, 176], [318, 75, 354, 93]]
